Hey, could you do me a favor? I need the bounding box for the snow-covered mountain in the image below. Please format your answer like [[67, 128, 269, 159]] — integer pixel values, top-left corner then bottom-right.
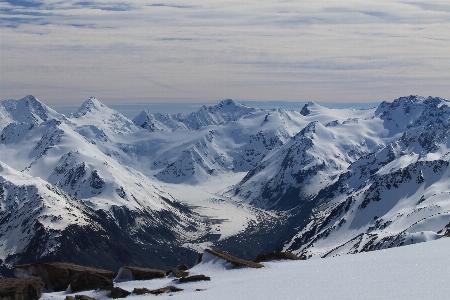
[[2, 94, 450, 277], [0, 96, 212, 275], [0, 95, 65, 130], [279, 96, 450, 258], [133, 99, 257, 132], [70, 96, 140, 134]]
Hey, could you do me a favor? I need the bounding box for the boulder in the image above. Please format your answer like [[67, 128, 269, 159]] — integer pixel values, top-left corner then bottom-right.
[[253, 252, 300, 263], [149, 286, 183, 295], [178, 275, 210, 283], [0, 277, 44, 300], [70, 271, 113, 292], [132, 287, 152, 295], [71, 295, 98, 300], [203, 249, 264, 268], [170, 268, 189, 278], [110, 287, 131, 298], [13, 262, 116, 292], [115, 266, 166, 281], [176, 264, 189, 271], [133, 286, 183, 295]]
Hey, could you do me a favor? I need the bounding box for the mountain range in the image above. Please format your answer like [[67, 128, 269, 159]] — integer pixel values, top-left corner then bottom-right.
[[1, 94, 450, 276]]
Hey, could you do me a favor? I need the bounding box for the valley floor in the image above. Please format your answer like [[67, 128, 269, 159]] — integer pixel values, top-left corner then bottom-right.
[[161, 172, 276, 251], [42, 237, 450, 300]]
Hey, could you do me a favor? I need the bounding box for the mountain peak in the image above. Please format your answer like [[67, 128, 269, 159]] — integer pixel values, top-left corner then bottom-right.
[[0, 95, 63, 130], [217, 98, 239, 107], [72, 97, 107, 117], [70, 97, 138, 134], [17, 95, 46, 110]]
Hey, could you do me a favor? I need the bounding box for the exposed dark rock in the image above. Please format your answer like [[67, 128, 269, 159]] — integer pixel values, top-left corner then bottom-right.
[[0, 277, 44, 300], [134, 286, 183, 295], [203, 249, 264, 268], [178, 275, 210, 283], [110, 287, 131, 298], [170, 268, 189, 278], [70, 271, 113, 292], [74, 295, 98, 300], [196, 253, 203, 265], [253, 252, 300, 263], [196, 288, 207, 291], [13, 262, 116, 292], [176, 264, 189, 271], [115, 266, 166, 281], [132, 287, 152, 295]]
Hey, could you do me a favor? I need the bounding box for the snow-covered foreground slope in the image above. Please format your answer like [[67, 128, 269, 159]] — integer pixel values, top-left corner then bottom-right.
[[42, 237, 450, 300]]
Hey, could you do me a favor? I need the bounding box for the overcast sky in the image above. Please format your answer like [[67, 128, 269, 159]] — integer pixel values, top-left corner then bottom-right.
[[1, 0, 449, 108]]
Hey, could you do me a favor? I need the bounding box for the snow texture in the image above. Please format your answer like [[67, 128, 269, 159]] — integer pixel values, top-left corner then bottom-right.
[[41, 237, 450, 300]]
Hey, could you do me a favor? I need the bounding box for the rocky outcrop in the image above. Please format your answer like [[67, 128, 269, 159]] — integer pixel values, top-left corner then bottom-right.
[[66, 295, 98, 300], [115, 266, 166, 281], [109, 287, 131, 298], [178, 275, 211, 283], [70, 271, 113, 292], [168, 264, 190, 278], [13, 262, 115, 292], [133, 286, 183, 295], [253, 252, 300, 263], [203, 249, 264, 268], [131, 287, 152, 295], [170, 268, 189, 278], [0, 277, 44, 300]]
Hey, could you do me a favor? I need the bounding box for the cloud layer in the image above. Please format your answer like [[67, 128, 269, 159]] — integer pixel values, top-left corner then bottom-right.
[[1, 0, 449, 106]]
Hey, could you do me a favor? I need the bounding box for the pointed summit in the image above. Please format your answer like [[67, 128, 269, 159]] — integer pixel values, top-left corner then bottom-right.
[[72, 96, 107, 118], [0, 95, 63, 130], [300, 102, 322, 116], [70, 97, 138, 134]]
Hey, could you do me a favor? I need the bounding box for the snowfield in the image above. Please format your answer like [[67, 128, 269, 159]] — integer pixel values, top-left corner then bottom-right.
[[42, 237, 450, 300]]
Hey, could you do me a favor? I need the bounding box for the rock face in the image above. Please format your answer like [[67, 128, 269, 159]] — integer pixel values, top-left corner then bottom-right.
[[253, 252, 300, 263], [133, 286, 183, 295], [0, 277, 44, 300], [115, 266, 166, 281], [203, 249, 264, 268], [70, 271, 113, 292], [110, 287, 131, 298], [13, 262, 115, 292], [169, 264, 190, 278], [178, 275, 211, 283], [66, 296, 98, 300], [170, 268, 189, 278]]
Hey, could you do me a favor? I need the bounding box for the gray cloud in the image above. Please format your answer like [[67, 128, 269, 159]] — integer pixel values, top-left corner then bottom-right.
[[1, 0, 449, 107]]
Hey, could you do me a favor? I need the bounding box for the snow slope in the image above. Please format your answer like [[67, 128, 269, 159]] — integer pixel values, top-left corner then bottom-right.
[[281, 96, 450, 257], [0, 161, 90, 262], [41, 237, 450, 300], [0, 95, 64, 130]]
